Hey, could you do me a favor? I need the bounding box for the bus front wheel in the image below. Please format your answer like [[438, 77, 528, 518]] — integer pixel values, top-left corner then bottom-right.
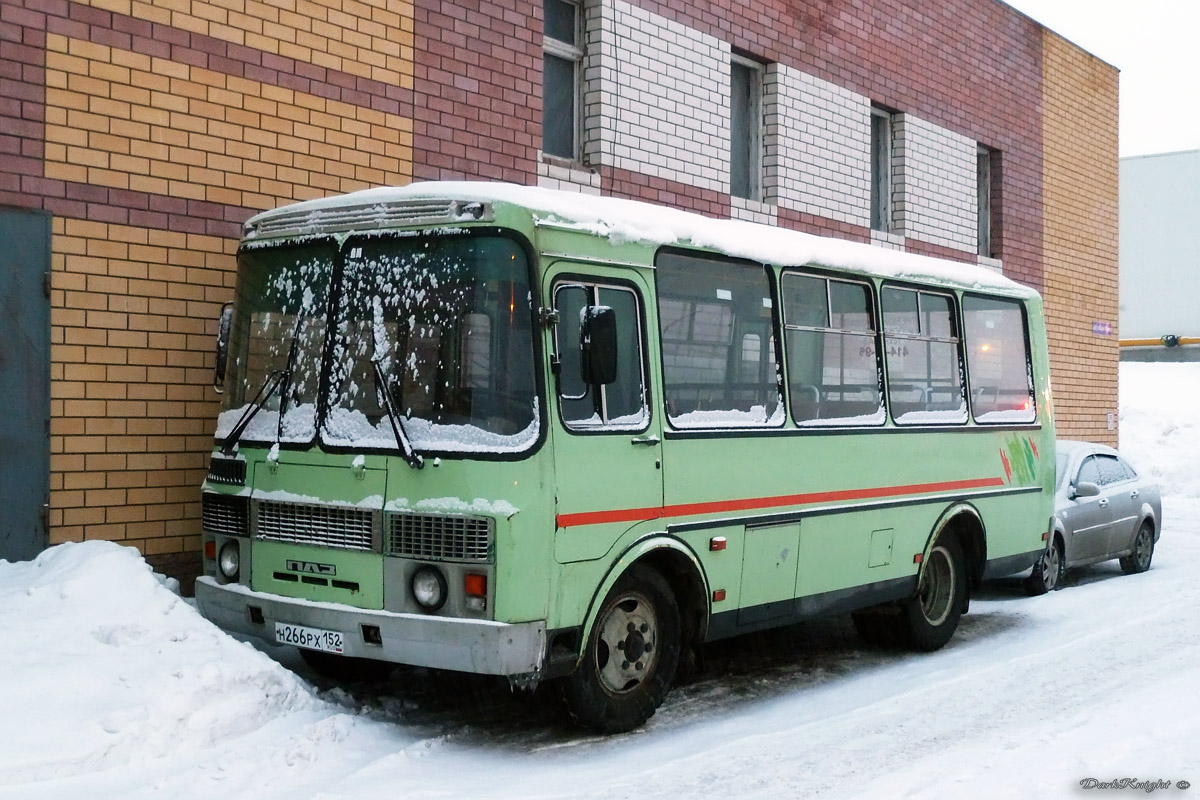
[[898, 535, 966, 652], [562, 565, 681, 734]]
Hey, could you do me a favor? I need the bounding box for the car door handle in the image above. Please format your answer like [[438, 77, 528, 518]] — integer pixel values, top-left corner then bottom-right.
[[631, 435, 660, 446], [1130, 490, 1139, 499], [1098, 498, 1109, 508]]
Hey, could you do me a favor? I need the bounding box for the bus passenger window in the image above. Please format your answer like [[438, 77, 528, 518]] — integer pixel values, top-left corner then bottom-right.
[[881, 287, 967, 425], [962, 295, 1036, 423], [781, 273, 884, 426], [655, 252, 781, 428]]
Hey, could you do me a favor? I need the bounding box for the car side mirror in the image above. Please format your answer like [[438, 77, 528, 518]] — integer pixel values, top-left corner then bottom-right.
[[213, 302, 233, 393], [1071, 481, 1100, 499], [580, 305, 618, 386]]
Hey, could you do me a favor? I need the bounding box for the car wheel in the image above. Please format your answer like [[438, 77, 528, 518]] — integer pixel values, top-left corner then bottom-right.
[[1024, 538, 1063, 596], [1119, 522, 1155, 575], [897, 536, 967, 652], [561, 565, 681, 734]]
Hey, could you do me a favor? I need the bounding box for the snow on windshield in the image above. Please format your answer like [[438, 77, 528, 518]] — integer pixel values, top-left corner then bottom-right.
[[322, 234, 539, 454]]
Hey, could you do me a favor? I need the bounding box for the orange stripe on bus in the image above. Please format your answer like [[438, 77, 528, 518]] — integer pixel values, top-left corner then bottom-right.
[[554, 477, 1006, 529]]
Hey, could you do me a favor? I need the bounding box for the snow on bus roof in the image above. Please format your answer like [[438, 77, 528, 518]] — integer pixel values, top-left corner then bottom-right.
[[248, 181, 1037, 298]]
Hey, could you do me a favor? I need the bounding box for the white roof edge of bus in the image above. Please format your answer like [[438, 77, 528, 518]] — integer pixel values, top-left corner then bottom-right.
[[246, 181, 1038, 298]]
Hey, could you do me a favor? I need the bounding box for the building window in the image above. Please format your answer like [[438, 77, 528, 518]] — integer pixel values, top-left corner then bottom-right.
[[730, 56, 763, 201], [870, 107, 895, 232], [977, 145, 994, 257], [543, 0, 583, 161]]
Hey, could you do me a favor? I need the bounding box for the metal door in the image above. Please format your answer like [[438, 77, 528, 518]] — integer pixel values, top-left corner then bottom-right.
[[0, 207, 51, 561]]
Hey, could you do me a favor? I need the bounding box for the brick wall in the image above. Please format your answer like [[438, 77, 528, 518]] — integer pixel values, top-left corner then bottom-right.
[[1, 0, 414, 578], [410, 0, 540, 182], [1040, 30, 1119, 446], [763, 65, 870, 227], [892, 113, 978, 252], [583, 0, 729, 194]]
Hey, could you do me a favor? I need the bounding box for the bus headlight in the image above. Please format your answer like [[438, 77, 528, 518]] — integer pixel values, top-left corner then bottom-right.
[[411, 566, 447, 611], [218, 541, 240, 580]]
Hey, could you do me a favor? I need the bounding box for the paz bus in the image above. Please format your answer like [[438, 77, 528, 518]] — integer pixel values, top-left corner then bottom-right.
[[196, 182, 1054, 733]]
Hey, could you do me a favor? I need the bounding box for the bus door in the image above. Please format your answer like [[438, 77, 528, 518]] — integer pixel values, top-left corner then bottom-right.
[[546, 268, 664, 563]]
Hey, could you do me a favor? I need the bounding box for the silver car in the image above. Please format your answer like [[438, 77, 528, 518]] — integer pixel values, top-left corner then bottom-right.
[[1024, 440, 1162, 595]]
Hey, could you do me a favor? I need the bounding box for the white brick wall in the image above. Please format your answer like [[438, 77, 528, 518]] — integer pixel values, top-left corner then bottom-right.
[[764, 65, 872, 227], [892, 114, 978, 251], [537, 158, 603, 195], [583, 0, 729, 193]]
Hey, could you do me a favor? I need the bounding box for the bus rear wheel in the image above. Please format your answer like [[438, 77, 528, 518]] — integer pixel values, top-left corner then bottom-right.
[[898, 535, 966, 652], [562, 565, 681, 734]]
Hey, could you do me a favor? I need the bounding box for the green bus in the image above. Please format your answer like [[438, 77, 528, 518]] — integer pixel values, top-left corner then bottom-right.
[[196, 182, 1054, 733]]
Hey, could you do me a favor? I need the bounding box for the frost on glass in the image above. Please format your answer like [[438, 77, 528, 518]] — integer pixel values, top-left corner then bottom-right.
[[881, 288, 968, 425], [782, 273, 885, 427], [656, 252, 782, 429], [963, 296, 1036, 424], [216, 244, 333, 445], [323, 235, 539, 454]]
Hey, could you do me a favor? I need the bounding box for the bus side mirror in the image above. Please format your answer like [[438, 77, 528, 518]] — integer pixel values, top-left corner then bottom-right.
[[580, 305, 618, 386], [213, 302, 233, 393]]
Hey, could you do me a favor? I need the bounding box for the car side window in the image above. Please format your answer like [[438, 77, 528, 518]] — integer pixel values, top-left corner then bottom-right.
[[1076, 456, 1101, 486], [1094, 454, 1128, 486], [1116, 457, 1138, 482]]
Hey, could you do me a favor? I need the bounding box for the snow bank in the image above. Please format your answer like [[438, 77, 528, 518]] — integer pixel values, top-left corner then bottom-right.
[[1119, 361, 1200, 496], [0, 542, 320, 785]]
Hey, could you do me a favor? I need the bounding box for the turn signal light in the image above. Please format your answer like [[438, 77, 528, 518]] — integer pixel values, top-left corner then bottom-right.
[[464, 573, 487, 598], [204, 540, 216, 560]]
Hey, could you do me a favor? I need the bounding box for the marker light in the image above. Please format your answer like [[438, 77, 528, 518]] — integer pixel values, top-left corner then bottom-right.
[[218, 541, 240, 580]]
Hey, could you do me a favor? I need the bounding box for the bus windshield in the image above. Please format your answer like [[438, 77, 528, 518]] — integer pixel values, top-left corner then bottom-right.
[[216, 242, 333, 446], [322, 234, 539, 454]]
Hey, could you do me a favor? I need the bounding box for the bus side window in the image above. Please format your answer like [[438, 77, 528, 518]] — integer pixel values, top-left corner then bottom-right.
[[962, 295, 1036, 423], [553, 281, 649, 431]]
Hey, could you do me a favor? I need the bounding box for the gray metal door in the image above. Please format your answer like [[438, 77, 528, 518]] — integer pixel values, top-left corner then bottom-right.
[[0, 207, 51, 561]]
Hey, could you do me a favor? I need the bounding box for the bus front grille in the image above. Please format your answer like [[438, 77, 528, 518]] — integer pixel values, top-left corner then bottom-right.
[[256, 501, 377, 552], [386, 512, 494, 562], [202, 493, 249, 537]]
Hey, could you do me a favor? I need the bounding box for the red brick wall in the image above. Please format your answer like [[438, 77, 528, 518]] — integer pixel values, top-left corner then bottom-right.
[[591, 0, 1046, 290], [411, 0, 541, 182]]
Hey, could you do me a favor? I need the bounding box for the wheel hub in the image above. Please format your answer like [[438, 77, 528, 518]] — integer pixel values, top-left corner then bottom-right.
[[596, 596, 657, 694]]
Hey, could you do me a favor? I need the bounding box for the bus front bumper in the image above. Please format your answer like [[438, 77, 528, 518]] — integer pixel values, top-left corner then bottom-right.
[[195, 576, 546, 677]]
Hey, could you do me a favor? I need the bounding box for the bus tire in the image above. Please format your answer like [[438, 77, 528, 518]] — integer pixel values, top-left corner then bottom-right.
[[899, 535, 966, 652], [562, 565, 681, 734]]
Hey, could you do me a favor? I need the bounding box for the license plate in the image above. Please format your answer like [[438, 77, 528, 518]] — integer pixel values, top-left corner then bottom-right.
[[275, 622, 344, 654]]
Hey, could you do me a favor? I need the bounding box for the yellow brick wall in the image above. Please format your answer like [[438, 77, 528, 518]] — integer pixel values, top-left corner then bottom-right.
[[78, 0, 414, 87], [43, 35, 412, 207], [1041, 31, 1120, 447], [45, 0, 414, 573]]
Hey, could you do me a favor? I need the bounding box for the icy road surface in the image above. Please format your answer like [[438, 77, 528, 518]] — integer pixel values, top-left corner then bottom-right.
[[0, 362, 1196, 799]]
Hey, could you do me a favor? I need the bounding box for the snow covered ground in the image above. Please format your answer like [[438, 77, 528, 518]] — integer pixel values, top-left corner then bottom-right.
[[2, 361, 1197, 799]]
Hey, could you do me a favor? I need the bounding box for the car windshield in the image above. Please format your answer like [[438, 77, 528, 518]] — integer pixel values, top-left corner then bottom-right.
[[216, 242, 333, 445], [322, 234, 539, 454]]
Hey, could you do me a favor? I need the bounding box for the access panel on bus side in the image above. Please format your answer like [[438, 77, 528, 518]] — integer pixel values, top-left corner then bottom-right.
[[544, 264, 665, 565]]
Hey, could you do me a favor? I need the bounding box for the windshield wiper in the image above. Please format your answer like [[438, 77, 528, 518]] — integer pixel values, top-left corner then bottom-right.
[[220, 316, 304, 456], [372, 356, 424, 470]]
